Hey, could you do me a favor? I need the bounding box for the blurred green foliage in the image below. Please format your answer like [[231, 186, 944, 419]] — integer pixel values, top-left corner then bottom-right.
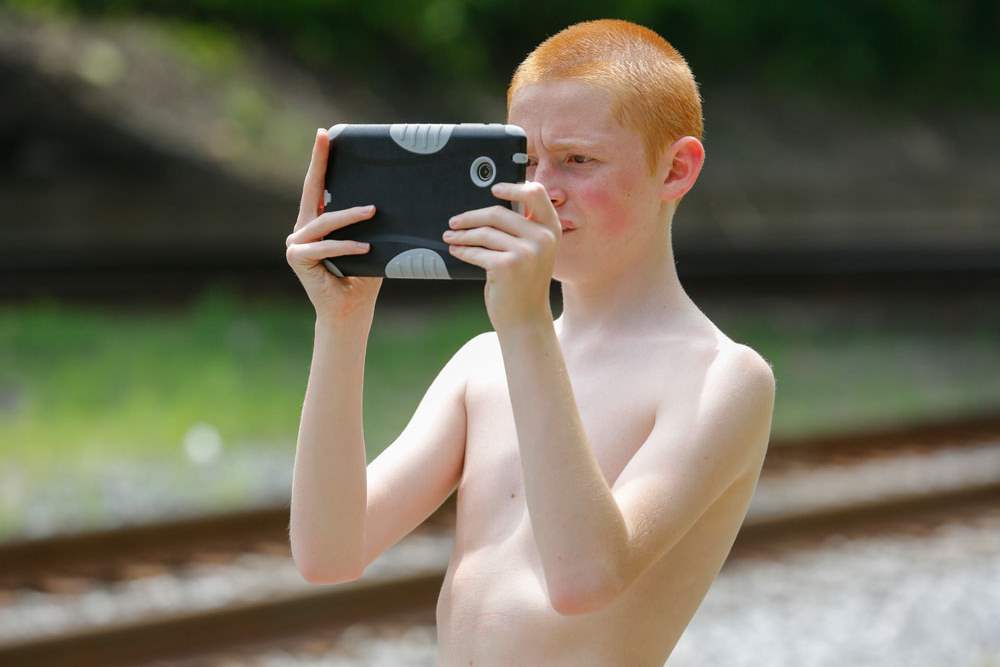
[[0, 285, 493, 463], [6, 0, 1000, 108], [3, 284, 999, 467]]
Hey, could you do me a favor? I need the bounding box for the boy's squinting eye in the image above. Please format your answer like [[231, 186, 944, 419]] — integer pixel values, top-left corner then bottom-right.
[[524, 155, 594, 167]]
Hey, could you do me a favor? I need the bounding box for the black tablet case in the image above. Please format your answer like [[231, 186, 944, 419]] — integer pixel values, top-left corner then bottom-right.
[[321, 123, 528, 280]]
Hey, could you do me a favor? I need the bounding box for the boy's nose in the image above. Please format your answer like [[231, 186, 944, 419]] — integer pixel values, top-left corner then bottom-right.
[[528, 165, 566, 207], [547, 186, 566, 208]]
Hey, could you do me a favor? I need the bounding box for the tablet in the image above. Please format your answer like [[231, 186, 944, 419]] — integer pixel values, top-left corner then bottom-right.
[[321, 123, 528, 280]]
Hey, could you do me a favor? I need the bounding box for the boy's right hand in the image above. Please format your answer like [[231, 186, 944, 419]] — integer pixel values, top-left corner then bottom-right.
[[286, 128, 383, 325]]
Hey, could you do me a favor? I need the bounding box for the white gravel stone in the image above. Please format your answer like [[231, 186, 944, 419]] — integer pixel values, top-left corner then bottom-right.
[[3, 443, 999, 665], [0, 531, 453, 643], [162, 511, 1000, 666], [668, 512, 1000, 667]]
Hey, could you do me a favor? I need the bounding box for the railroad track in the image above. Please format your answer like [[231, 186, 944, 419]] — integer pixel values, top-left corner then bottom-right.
[[1, 411, 998, 666]]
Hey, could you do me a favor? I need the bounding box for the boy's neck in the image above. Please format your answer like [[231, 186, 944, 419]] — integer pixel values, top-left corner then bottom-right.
[[554, 223, 709, 347]]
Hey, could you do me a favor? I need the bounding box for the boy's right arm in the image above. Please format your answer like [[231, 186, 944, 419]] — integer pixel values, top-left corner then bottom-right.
[[289, 319, 474, 584]]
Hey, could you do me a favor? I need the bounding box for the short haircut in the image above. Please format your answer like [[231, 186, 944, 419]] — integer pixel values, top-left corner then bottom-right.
[[507, 19, 703, 176]]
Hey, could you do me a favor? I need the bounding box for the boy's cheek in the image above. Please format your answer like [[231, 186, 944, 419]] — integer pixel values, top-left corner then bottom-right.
[[580, 184, 634, 237]]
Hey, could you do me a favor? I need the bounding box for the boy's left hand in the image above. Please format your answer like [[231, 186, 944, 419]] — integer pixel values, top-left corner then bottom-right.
[[443, 181, 562, 331]]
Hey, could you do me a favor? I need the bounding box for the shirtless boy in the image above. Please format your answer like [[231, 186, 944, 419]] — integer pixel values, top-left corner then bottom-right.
[[286, 18, 775, 666]]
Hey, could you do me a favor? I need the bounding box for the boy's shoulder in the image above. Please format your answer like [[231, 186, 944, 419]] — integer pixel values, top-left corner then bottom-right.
[[719, 336, 773, 376], [460, 330, 499, 358], [717, 340, 776, 401], [448, 330, 502, 381], [696, 331, 775, 444], [646, 322, 775, 415], [697, 325, 775, 396]]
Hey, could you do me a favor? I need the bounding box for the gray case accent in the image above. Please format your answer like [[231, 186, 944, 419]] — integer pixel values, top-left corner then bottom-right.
[[322, 258, 344, 277], [384, 248, 452, 279], [389, 124, 455, 154], [513, 152, 529, 164], [325, 124, 347, 208], [504, 124, 527, 137]]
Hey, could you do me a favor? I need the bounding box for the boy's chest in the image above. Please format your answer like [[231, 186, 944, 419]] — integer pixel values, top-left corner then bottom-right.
[[457, 337, 715, 533]]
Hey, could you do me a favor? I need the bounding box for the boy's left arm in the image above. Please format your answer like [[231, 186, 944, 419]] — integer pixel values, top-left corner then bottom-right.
[[444, 182, 776, 616], [497, 320, 775, 616]]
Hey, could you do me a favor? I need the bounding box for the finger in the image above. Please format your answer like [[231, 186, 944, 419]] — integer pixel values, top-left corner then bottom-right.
[[449, 205, 531, 239], [287, 205, 376, 247], [447, 243, 502, 270], [296, 128, 329, 229], [286, 239, 370, 265], [490, 181, 560, 234], [443, 225, 524, 253]]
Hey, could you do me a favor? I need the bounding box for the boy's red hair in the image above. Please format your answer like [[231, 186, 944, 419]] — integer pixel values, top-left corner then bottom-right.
[[507, 19, 703, 176]]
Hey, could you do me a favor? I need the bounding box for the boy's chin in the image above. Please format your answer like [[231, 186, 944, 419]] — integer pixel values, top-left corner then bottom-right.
[[553, 250, 626, 286], [552, 256, 585, 285]]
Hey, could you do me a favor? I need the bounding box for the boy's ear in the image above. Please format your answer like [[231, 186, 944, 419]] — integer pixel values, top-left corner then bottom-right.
[[659, 136, 705, 202]]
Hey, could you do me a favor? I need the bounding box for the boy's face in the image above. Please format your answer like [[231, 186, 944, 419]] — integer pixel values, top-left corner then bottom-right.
[[507, 79, 670, 283]]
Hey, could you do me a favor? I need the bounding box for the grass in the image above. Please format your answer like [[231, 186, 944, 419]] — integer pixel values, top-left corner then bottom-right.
[[0, 285, 492, 465], [4, 286, 999, 461], [1, 284, 998, 536]]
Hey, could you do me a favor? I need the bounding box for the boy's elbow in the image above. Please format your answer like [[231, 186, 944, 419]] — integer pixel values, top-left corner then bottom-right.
[[292, 547, 365, 585], [295, 559, 364, 585], [550, 573, 620, 616]]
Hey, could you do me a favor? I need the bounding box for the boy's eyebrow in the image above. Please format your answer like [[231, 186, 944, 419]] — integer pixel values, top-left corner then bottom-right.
[[533, 137, 603, 152]]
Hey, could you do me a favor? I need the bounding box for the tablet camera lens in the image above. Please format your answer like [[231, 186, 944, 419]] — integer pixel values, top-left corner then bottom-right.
[[470, 156, 497, 187]]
